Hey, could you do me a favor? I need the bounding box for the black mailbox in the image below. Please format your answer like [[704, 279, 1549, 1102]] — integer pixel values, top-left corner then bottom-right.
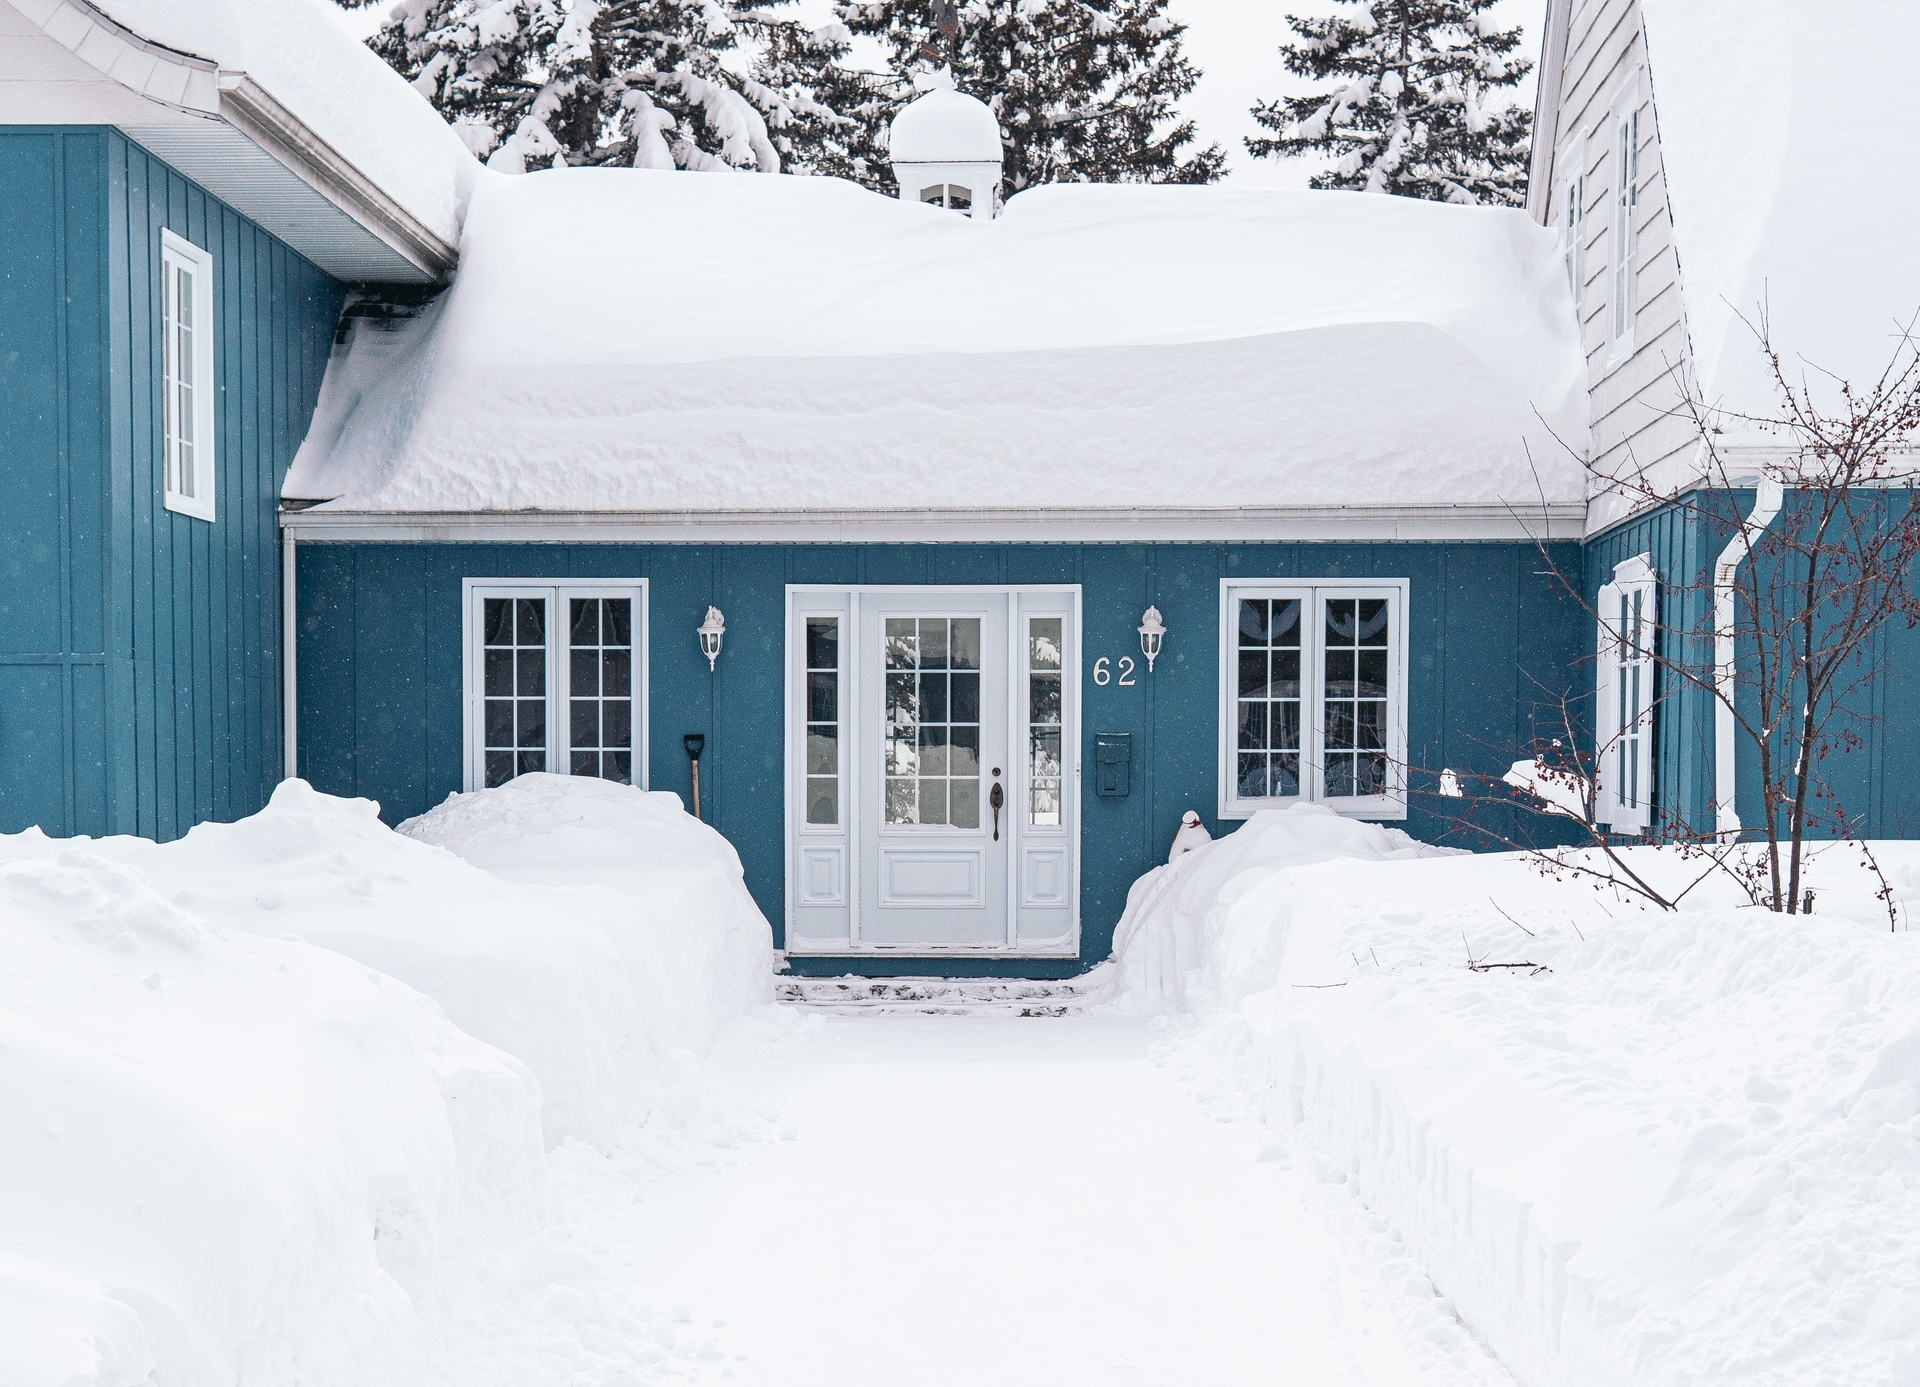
[[1094, 733, 1132, 798]]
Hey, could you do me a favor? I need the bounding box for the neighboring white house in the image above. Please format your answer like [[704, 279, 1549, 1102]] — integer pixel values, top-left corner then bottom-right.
[[1529, 0, 1920, 528]]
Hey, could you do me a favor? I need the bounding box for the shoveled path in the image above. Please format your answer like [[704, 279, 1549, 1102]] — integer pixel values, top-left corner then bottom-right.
[[564, 1014, 1514, 1387]]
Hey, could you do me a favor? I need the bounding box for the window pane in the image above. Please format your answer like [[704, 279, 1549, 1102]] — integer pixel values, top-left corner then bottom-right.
[[918, 724, 949, 777], [950, 777, 979, 829], [920, 671, 949, 724], [807, 777, 838, 825], [1356, 599, 1389, 643], [571, 598, 597, 645], [885, 619, 917, 669], [516, 598, 544, 644], [1272, 600, 1301, 644], [516, 700, 545, 748], [1237, 753, 1269, 798], [572, 750, 598, 777], [950, 672, 980, 723], [1031, 730, 1061, 779], [485, 751, 515, 788], [1325, 599, 1356, 644], [485, 598, 512, 645], [1238, 650, 1269, 698], [608, 751, 631, 786], [1029, 672, 1061, 725], [947, 185, 973, 211], [950, 619, 981, 670], [517, 650, 543, 697], [572, 700, 597, 749], [807, 671, 837, 723], [602, 649, 630, 698], [886, 777, 917, 823], [920, 619, 949, 670], [807, 726, 837, 775], [605, 599, 631, 646], [485, 649, 513, 697], [920, 779, 948, 826], [485, 700, 512, 745], [1238, 700, 1267, 750], [604, 701, 630, 749], [949, 726, 979, 777], [1238, 599, 1269, 646], [1030, 618, 1062, 671], [571, 649, 598, 697], [806, 618, 837, 670]]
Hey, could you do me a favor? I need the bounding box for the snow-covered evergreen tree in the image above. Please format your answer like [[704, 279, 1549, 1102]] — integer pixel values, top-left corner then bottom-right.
[[342, 0, 839, 173], [1248, 0, 1531, 206], [821, 0, 1223, 195]]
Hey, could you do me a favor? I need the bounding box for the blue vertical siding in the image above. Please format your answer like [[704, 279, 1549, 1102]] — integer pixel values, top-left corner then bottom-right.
[[297, 539, 1585, 974], [0, 128, 344, 839]]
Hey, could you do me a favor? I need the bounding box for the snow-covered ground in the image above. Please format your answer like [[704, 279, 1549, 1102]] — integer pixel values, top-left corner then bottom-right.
[[9, 783, 1915, 1384], [1110, 805, 1920, 1386]]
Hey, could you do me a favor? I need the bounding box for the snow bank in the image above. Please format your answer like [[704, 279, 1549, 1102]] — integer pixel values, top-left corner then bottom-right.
[[0, 836, 543, 1386], [0, 776, 779, 1384], [1640, 0, 1920, 423], [94, 775, 774, 1149], [284, 173, 1588, 514], [89, 0, 479, 245], [1113, 812, 1920, 1385]]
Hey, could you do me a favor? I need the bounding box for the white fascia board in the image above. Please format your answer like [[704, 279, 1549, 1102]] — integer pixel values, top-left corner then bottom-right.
[[9, 0, 453, 283], [279, 504, 1590, 545]]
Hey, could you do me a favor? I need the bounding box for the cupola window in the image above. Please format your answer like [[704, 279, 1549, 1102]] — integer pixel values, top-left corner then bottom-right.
[[919, 183, 973, 212]]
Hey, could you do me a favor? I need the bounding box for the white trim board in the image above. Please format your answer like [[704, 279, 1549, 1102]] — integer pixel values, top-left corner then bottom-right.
[[281, 504, 1589, 545]]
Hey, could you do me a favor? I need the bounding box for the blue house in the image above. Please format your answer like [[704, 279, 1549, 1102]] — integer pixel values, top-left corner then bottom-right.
[[0, 0, 472, 841], [274, 89, 1596, 979]]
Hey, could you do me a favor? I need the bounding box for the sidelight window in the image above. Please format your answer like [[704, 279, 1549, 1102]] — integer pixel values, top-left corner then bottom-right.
[[1028, 617, 1064, 825], [1595, 554, 1656, 834], [466, 581, 647, 792], [1220, 581, 1406, 819], [805, 617, 841, 825]]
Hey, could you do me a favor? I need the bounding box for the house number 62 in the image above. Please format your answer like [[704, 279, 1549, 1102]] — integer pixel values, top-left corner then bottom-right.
[[1092, 657, 1138, 687]]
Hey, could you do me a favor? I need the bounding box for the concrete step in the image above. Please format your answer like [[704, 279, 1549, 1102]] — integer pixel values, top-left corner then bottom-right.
[[774, 971, 1107, 1017]]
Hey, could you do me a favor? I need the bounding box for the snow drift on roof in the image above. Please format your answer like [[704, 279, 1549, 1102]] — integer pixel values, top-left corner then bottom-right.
[[1640, 0, 1920, 424], [285, 171, 1589, 516], [93, 0, 478, 249]]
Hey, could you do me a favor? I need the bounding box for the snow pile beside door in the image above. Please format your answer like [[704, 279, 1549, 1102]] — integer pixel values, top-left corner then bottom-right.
[[0, 776, 775, 1384], [1109, 809, 1920, 1386]]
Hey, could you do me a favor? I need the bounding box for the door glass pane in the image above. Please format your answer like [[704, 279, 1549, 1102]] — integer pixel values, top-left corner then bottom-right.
[[1236, 599, 1302, 800], [1029, 617, 1064, 825], [1323, 597, 1390, 798], [805, 617, 840, 825], [483, 596, 547, 788], [568, 597, 634, 784], [884, 616, 981, 827]]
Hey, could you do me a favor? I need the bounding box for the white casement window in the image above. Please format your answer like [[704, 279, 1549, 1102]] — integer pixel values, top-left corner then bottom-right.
[[463, 580, 649, 792], [1219, 580, 1409, 820], [159, 229, 216, 521], [1595, 554, 1656, 834], [919, 183, 974, 212], [1607, 84, 1641, 353]]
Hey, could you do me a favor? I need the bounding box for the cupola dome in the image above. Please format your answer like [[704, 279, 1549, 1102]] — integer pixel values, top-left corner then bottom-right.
[[888, 88, 1003, 220]]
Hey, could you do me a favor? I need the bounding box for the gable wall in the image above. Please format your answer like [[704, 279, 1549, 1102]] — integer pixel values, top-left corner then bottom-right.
[[0, 127, 344, 839], [1536, 0, 1699, 518]]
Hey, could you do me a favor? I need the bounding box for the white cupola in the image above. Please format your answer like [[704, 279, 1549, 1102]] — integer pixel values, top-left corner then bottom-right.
[[888, 87, 1003, 220]]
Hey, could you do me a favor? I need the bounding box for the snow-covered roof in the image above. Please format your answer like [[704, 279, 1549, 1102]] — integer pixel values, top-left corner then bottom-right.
[[284, 171, 1590, 536], [889, 89, 1003, 166], [2, 0, 478, 282], [1639, 0, 1920, 426]]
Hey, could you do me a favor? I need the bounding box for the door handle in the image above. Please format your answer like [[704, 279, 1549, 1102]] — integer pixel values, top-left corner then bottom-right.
[[989, 779, 1004, 841]]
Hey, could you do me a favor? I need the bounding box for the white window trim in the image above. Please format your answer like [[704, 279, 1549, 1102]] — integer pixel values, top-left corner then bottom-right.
[[1218, 579, 1410, 822], [159, 228, 216, 522], [1594, 554, 1655, 834], [461, 578, 650, 793], [1604, 75, 1642, 363]]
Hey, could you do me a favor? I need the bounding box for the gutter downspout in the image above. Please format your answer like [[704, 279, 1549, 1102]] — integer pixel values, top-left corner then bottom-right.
[[1713, 479, 1784, 835], [283, 526, 298, 781]]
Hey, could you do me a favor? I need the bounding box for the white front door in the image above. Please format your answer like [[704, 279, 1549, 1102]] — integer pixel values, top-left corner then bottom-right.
[[861, 592, 1008, 947], [786, 586, 1079, 956]]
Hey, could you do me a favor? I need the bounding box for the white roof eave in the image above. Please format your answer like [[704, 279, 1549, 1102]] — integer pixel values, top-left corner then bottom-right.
[[8, 0, 455, 283]]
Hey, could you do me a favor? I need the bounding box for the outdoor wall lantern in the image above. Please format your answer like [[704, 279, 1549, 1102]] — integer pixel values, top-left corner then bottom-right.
[[697, 606, 726, 671], [1138, 605, 1165, 672]]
